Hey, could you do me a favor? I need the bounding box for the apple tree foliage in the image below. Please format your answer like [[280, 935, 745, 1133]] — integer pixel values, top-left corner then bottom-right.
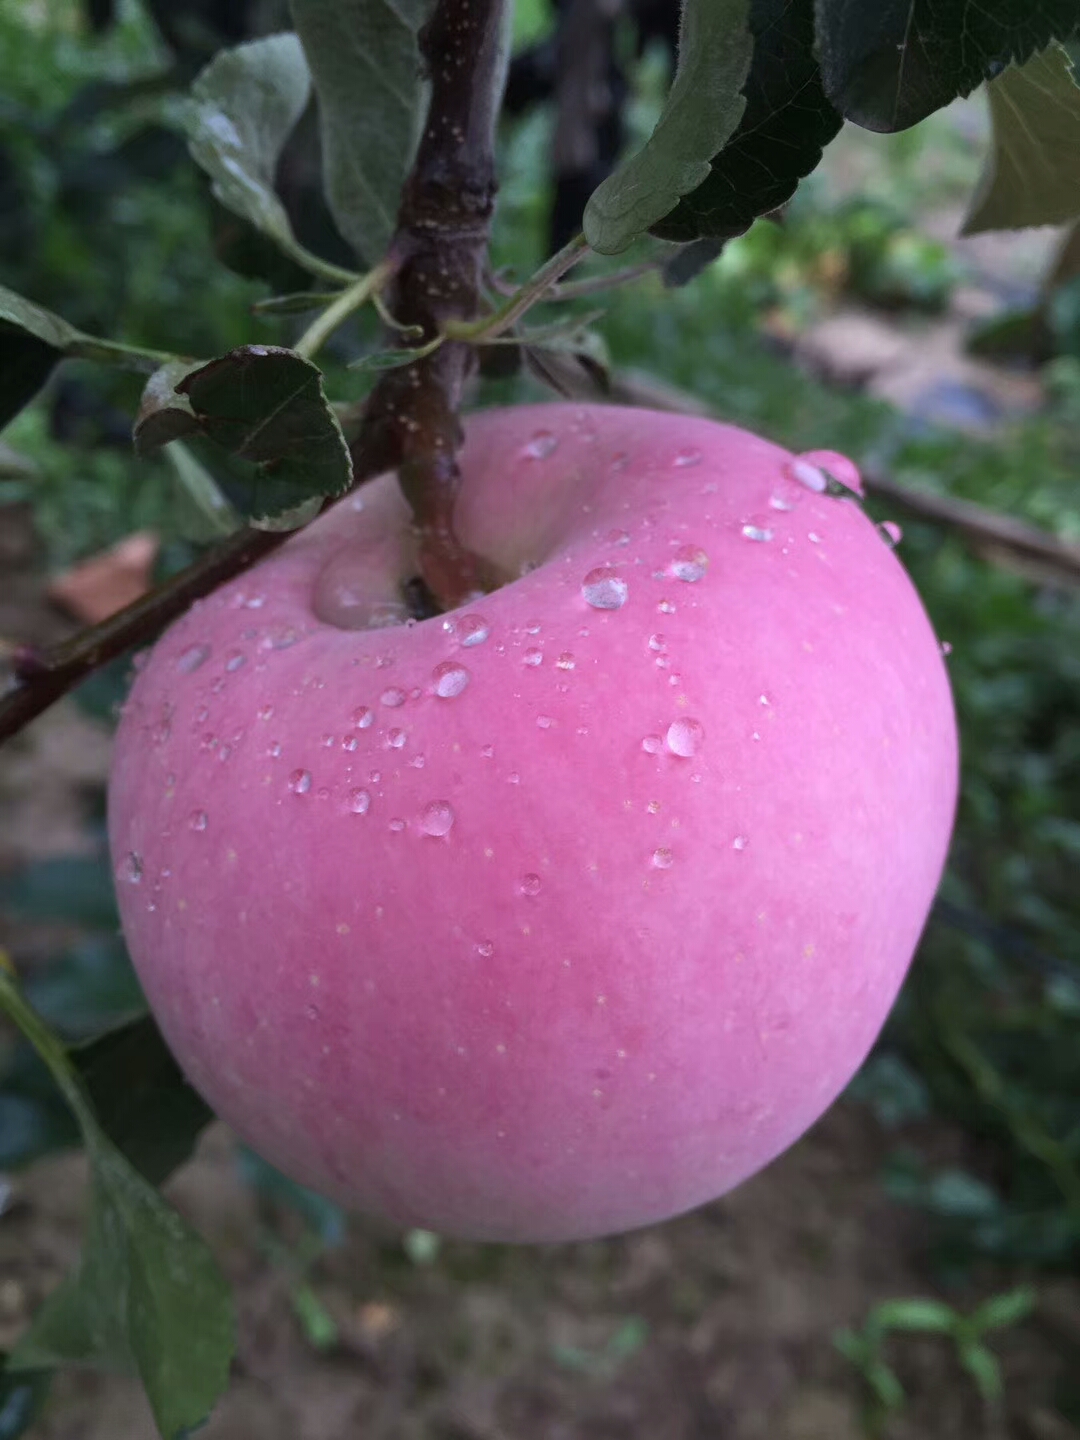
[[1, 0, 1080, 1434]]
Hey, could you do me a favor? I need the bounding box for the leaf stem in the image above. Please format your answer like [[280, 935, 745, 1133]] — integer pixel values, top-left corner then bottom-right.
[[293, 262, 394, 360], [445, 231, 590, 341], [0, 971, 93, 1134]]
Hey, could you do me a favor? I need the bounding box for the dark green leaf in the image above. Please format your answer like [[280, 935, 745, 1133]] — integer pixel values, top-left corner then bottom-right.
[[1, 979, 234, 1438], [0, 288, 88, 430], [24, 935, 143, 1040], [584, 0, 753, 254], [75, 1016, 215, 1187], [251, 290, 340, 316], [871, 1297, 957, 1333], [963, 45, 1080, 234], [814, 0, 1080, 132], [133, 362, 201, 455], [290, 0, 439, 265], [652, 0, 843, 247], [139, 346, 352, 524], [0, 1359, 52, 1440], [663, 238, 724, 287], [163, 441, 244, 542], [0, 856, 120, 931], [186, 35, 315, 268]]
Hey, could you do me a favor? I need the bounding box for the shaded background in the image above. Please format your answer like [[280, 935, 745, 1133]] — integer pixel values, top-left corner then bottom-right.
[[1, 1, 1079, 1436]]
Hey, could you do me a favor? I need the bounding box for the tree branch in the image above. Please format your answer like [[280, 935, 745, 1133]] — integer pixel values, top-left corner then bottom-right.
[[355, 0, 512, 610]]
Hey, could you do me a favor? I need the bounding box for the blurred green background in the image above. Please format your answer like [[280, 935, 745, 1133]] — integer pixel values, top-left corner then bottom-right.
[[1, 2, 1079, 1436]]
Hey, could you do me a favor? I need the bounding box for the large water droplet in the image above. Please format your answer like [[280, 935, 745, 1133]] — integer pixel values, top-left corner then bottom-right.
[[118, 851, 143, 884], [669, 544, 709, 582], [519, 873, 542, 896], [522, 429, 559, 460], [432, 661, 470, 698], [420, 800, 454, 836], [798, 449, 863, 496], [785, 458, 828, 493], [666, 717, 704, 757], [176, 643, 210, 674], [582, 567, 628, 610], [458, 614, 490, 647], [314, 546, 409, 630], [289, 768, 312, 795]]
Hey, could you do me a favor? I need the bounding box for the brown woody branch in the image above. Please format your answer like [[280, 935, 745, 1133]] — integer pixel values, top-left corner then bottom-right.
[[356, 0, 511, 609]]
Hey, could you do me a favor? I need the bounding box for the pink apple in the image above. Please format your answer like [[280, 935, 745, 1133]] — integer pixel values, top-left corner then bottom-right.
[[108, 404, 958, 1242]]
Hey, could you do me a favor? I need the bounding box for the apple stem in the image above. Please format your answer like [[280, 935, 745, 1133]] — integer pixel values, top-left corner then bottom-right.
[[354, 0, 514, 611]]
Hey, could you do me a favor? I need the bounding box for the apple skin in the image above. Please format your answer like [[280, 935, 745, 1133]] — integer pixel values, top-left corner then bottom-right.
[[108, 404, 957, 1243]]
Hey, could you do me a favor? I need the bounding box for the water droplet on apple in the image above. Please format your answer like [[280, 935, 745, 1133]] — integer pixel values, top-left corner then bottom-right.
[[432, 661, 470, 698], [189, 810, 208, 831], [458, 614, 490, 647], [523, 648, 543, 667], [669, 544, 709, 582], [769, 493, 797, 511], [118, 851, 143, 883], [657, 599, 676, 615], [420, 800, 454, 836], [267, 740, 282, 758], [521, 429, 558, 460], [732, 835, 748, 851], [225, 652, 247, 672], [808, 532, 822, 544], [651, 847, 674, 869], [476, 940, 494, 957], [666, 717, 704, 757], [537, 714, 554, 729], [878, 520, 903, 548], [508, 771, 521, 784], [353, 705, 375, 729], [380, 687, 406, 708], [642, 735, 663, 754], [582, 567, 628, 610], [519, 873, 542, 896], [672, 447, 702, 468], [176, 643, 210, 674], [257, 704, 274, 721], [785, 458, 827, 493], [321, 733, 335, 748], [480, 743, 494, 758], [800, 449, 863, 495], [940, 640, 953, 657], [305, 1004, 320, 1022], [289, 769, 312, 795], [385, 728, 407, 750], [389, 817, 406, 833], [342, 735, 358, 752], [556, 652, 576, 670], [741, 523, 774, 543]]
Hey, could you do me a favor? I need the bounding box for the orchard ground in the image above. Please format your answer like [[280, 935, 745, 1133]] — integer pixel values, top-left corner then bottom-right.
[[3, 102, 1080, 1437]]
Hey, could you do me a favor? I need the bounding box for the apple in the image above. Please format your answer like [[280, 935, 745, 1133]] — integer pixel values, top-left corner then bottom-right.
[[108, 403, 957, 1243]]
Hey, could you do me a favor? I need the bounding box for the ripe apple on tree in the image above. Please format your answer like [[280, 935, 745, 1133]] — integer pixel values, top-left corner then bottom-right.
[[108, 402, 958, 1242]]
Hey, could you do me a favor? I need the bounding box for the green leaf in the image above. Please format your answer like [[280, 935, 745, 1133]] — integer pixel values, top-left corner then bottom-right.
[[870, 1297, 958, 1334], [963, 45, 1080, 234], [137, 346, 353, 525], [133, 362, 202, 454], [968, 1286, 1037, 1334], [652, 0, 843, 248], [162, 441, 243, 542], [584, 0, 753, 254], [289, 0, 439, 266], [187, 35, 351, 283], [0, 1359, 52, 1440], [958, 1342, 1003, 1401], [75, 1016, 215, 1188], [814, 0, 1080, 132], [0, 856, 120, 931], [0, 978, 233, 1440]]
